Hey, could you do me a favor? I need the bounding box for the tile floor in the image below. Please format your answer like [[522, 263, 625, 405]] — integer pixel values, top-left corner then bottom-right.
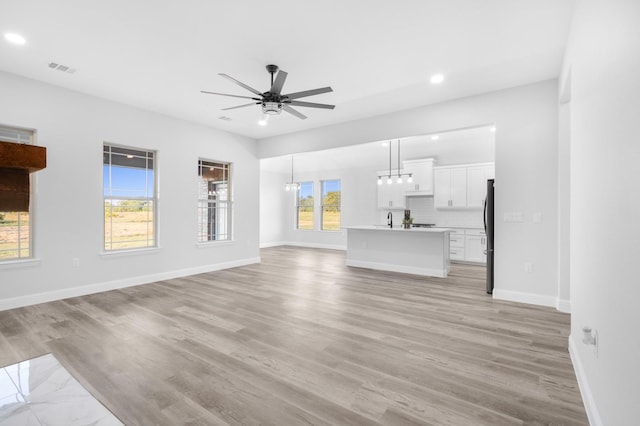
[[0, 354, 122, 426]]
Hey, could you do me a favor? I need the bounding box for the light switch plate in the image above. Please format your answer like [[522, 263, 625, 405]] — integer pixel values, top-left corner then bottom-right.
[[504, 212, 524, 223], [533, 212, 542, 224]]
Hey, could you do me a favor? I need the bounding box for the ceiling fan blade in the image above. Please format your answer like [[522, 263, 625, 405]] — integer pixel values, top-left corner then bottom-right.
[[282, 104, 307, 120], [270, 70, 288, 95], [201, 91, 260, 100], [221, 102, 260, 111], [288, 100, 335, 110], [218, 73, 264, 97], [283, 86, 333, 100]]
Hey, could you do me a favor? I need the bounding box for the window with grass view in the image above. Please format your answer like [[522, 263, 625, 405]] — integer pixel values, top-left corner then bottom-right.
[[296, 182, 314, 229], [321, 179, 341, 231], [0, 126, 34, 261], [103, 144, 156, 251], [198, 159, 231, 242]]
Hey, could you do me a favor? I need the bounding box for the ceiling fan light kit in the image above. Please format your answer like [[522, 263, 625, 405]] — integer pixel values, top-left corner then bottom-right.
[[201, 64, 335, 124]]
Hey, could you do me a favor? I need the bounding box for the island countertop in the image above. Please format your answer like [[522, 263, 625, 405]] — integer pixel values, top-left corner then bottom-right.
[[343, 225, 453, 233]]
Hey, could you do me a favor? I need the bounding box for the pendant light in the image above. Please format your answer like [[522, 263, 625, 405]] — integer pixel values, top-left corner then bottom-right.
[[284, 155, 300, 191], [377, 140, 412, 185]]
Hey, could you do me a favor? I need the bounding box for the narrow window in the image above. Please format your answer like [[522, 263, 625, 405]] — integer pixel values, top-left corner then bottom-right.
[[103, 144, 156, 251], [198, 159, 232, 242], [0, 126, 35, 261], [296, 181, 314, 230], [321, 179, 341, 231]]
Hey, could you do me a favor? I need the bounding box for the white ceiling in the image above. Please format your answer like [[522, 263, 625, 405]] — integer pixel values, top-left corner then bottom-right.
[[261, 126, 495, 173], [0, 1, 574, 140]]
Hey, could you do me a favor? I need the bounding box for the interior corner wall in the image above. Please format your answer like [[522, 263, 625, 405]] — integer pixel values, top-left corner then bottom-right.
[[0, 71, 260, 310], [564, 0, 640, 425], [258, 80, 560, 308]]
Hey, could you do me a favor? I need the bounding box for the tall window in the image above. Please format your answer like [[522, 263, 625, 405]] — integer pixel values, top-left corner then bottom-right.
[[198, 159, 231, 242], [321, 179, 341, 231], [103, 144, 156, 251], [0, 125, 35, 261], [296, 182, 314, 230]]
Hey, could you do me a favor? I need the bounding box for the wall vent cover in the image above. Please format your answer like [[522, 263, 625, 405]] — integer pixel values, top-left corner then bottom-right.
[[48, 62, 76, 74]]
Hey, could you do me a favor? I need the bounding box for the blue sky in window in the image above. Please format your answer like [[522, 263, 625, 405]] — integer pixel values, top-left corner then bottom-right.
[[299, 182, 313, 199], [103, 165, 154, 197], [322, 180, 340, 195]]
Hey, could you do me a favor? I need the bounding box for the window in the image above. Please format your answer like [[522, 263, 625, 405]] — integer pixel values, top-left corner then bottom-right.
[[198, 159, 231, 242], [103, 144, 156, 251], [296, 182, 314, 230], [321, 179, 341, 231], [0, 125, 35, 261]]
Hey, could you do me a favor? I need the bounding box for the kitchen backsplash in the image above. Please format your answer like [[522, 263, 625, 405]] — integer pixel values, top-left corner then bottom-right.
[[406, 197, 484, 228]]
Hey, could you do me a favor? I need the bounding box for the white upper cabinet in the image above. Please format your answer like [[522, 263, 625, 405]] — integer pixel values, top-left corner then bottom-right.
[[435, 162, 494, 209], [377, 169, 409, 209], [466, 164, 494, 208], [434, 167, 467, 208], [402, 158, 435, 196]]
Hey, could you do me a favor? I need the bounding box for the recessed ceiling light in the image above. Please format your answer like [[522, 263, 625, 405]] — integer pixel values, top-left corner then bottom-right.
[[258, 119, 268, 126], [4, 33, 26, 45], [381, 142, 389, 147], [431, 135, 440, 140], [429, 74, 445, 85]]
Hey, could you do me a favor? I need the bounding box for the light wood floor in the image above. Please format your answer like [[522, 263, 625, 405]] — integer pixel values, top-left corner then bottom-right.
[[0, 246, 588, 425]]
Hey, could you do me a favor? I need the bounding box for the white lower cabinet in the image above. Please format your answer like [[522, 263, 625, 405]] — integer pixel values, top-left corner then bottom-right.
[[464, 229, 487, 263], [448, 228, 486, 263], [449, 230, 465, 261]]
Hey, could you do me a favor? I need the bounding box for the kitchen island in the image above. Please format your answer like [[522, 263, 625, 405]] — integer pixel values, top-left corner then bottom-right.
[[344, 226, 452, 277]]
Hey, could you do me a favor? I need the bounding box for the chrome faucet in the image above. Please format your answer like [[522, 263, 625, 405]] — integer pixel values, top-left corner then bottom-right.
[[387, 211, 393, 228]]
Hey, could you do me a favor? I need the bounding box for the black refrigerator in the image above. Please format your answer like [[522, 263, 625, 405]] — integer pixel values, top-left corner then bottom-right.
[[484, 179, 495, 294]]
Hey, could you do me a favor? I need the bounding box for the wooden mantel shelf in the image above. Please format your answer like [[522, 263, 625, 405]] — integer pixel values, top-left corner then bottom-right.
[[0, 140, 47, 211], [0, 140, 46, 171]]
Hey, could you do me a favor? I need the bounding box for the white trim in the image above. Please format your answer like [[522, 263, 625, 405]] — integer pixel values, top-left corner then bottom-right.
[[569, 335, 603, 426], [196, 240, 234, 248], [0, 257, 260, 312], [260, 241, 288, 248], [100, 247, 162, 258], [346, 259, 447, 278], [556, 298, 571, 313], [492, 288, 557, 308], [0, 258, 41, 270], [282, 241, 346, 251]]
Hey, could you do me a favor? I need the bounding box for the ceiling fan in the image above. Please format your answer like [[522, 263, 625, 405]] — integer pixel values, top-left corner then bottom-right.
[[201, 64, 334, 120]]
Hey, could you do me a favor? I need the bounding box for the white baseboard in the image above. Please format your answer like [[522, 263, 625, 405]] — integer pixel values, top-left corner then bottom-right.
[[261, 241, 346, 251], [492, 289, 557, 308], [260, 241, 287, 248], [556, 298, 571, 313], [0, 257, 261, 312], [346, 259, 447, 278], [569, 335, 603, 426]]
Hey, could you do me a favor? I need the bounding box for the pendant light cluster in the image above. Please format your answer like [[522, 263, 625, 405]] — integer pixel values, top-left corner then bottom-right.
[[377, 139, 413, 185], [284, 155, 300, 191]]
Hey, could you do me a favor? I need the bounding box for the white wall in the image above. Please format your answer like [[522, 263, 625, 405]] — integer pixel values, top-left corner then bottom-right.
[[259, 80, 560, 308], [260, 163, 379, 249], [0, 71, 260, 310], [563, 1, 640, 424]]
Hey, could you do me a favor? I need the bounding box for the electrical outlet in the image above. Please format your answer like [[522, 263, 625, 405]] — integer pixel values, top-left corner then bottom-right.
[[72, 258, 80, 268], [524, 262, 533, 273]]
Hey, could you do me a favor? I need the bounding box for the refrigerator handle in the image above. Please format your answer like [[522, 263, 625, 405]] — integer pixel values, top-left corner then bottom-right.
[[483, 196, 487, 234]]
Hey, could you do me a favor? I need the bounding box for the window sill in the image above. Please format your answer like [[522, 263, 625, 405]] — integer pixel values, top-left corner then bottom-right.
[[0, 258, 41, 270], [100, 247, 162, 258], [196, 240, 234, 248]]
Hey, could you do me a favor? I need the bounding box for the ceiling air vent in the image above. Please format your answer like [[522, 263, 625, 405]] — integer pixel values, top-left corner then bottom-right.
[[218, 116, 232, 121], [48, 62, 76, 74]]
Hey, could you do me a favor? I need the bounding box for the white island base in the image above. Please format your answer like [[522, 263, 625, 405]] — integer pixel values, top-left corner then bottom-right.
[[345, 226, 451, 278]]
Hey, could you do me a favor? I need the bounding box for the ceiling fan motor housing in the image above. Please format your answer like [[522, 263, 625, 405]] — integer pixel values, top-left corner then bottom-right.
[[262, 101, 282, 115]]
